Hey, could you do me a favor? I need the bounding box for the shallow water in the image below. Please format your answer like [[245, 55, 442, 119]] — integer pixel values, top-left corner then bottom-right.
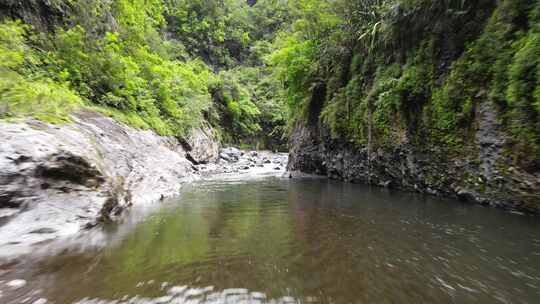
[[1, 177, 540, 303]]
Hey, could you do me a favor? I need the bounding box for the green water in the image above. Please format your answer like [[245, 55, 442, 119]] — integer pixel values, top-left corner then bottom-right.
[[2, 177, 540, 303]]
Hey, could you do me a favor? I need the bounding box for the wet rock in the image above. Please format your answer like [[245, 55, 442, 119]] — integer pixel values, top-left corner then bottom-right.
[[221, 147, 242, 161], [457, 189, 477, 203]]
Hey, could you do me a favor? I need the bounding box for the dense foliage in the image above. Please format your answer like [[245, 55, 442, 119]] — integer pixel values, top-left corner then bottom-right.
[[270, 0, 539, 166], [0, 0, 289, 148], [1, 0, 538, 157]]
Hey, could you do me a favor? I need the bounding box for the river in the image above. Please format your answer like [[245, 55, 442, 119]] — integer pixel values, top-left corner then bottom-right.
[[1, 175, 539, 303]]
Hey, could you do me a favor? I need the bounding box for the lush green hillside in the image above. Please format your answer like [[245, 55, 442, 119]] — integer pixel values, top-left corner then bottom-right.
[[271, 0, 539, 211], [1, 0, 539, 161], [271, 0, 539, 167], [0, 0, 289, 149]]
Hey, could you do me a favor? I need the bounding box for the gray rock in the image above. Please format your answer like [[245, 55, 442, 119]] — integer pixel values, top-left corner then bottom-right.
[[457, 189, 477, 203], [220, 147, 242, 161], [219, 153, 233, 162], [287, 112, 540, 213], [183, 126, 220, 164], [0, 109, 215, 256]]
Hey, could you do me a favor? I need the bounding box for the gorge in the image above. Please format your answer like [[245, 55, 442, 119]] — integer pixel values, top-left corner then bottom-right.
[[0, 0, 539, 303]]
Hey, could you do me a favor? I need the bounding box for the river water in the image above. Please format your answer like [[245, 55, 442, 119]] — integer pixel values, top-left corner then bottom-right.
[[1, 176, 540, 303]]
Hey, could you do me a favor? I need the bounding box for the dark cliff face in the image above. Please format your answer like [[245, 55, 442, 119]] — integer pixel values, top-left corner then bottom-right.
[[0, 0, 69, 31], [286, 0, 539, 213], [288, 99, 540, 213]]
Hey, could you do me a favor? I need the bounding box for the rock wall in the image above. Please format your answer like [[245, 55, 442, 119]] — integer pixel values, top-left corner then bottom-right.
[[288, 101, 540, 213], [0, 109, 219, 255]]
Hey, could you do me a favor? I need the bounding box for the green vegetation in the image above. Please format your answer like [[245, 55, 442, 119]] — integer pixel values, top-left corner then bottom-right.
[[0, 20, 81, 123], [0, 0, 289, 148], [0, 0, 538, 156], [0, 6, 212, 135], [270, 0, 539, 161]]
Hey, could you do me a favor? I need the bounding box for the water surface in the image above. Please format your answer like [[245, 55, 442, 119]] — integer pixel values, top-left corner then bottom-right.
[[1, 177, 540, 303]]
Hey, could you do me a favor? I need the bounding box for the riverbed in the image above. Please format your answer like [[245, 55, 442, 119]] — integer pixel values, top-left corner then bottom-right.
[[1, 175, 539, 303]]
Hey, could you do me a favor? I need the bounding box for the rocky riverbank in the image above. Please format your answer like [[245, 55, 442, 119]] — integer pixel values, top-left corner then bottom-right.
[[199, 147, 288, 177], [0, 110, 287, 257], [288, 102, 540, 214]]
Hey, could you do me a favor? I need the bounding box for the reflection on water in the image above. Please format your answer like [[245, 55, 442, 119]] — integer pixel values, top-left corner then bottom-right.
[[1, 177, 540, 303]]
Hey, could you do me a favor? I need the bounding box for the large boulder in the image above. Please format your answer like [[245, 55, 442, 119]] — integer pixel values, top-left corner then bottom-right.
[[184, 126, 220, 164], [220, 147, 242, 162], [0, 110, 204, 256]]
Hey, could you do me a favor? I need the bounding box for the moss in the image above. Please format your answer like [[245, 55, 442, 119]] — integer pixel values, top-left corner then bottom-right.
[[505, 31, 540, 153]]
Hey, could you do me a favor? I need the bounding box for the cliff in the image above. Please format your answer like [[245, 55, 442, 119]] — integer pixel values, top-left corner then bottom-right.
[[287, 0, 540, 213]]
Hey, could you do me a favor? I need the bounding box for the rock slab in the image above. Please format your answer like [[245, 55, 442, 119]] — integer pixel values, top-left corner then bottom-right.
[[0, 110, 218, 256]]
